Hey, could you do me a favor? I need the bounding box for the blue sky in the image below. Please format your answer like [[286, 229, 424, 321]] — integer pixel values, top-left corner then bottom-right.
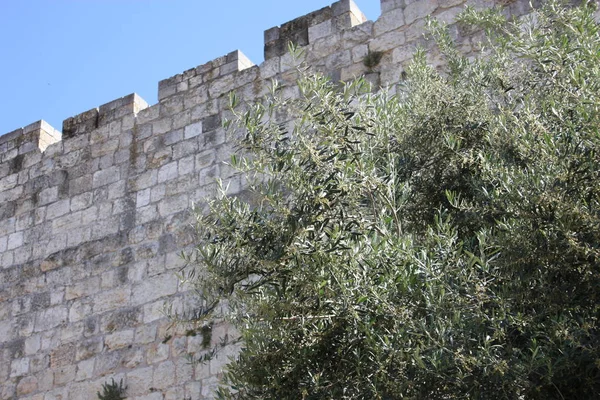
[[0, 0, 380, 136]]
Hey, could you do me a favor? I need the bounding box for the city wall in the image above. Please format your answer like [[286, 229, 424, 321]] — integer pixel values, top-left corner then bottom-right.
[[0, 0, 543, 398]]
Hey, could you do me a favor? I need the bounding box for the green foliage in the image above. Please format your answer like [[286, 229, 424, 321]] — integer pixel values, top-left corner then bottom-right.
[[97, 378, 126, 400], [182, 2, 600, 399], [363, 50, 384, 70]]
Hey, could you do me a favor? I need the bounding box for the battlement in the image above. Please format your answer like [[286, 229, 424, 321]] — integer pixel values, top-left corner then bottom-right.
[[158, 50, 256, 102], [0, 120, 61, 163], [62, 94, 150, 139], [264, 0, 367, 59]]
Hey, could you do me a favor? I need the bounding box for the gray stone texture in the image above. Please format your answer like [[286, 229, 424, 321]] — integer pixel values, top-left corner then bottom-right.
[[0, 0, 539, 398]]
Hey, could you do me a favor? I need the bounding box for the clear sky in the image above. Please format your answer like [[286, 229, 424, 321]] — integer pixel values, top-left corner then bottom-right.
[[0, 0, 381, 136]]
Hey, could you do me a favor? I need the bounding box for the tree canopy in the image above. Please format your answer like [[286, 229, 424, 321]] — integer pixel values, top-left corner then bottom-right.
[[180, 2, 600, 398]]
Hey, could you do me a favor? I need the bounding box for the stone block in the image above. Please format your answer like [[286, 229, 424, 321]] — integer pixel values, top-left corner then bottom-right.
[[34, 306, 67, 332], [93, 287, 131, 314], [374, 6, 405, 36], [6, 231, 24, 250], [16, 375, 38, 396], [105, 329, 134, 350], [153, 360, 176, 389], [183, 121, 202, 140], [157, 161, 178, 183], [92, 166, 120, 188], [10, 357, 29, 377], [309, 19, 333, 42], [370, 28, 406, 52], [131, 274, 178, 306], [381, 0, 404, 13], [405, 0, 439, 24], [146, 342, 170, 365]]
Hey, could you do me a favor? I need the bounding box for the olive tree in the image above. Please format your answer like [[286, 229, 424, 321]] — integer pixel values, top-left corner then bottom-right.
[[180, 2, 600, 398]]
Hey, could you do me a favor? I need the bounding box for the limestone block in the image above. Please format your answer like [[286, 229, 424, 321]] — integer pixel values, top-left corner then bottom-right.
[[381, 0, 404, 13], [0, 235, 7, 254], [65, 277, 101, 301], [150, 185, 166, 204], [157, 195, 188, 217], [104, 330, 134, 350], [131, 171, 157, 193], [136, 392, 164, 400], [370, 28, 406, 52], [325, 50, 352, 70], [178, 155, 195, 177], [172, 138, 199, 161], [0, 173, 18, 192], [201, 376, 220, 397], [93, 287, 131, 314], [340, 63, 366, 81], [185, 382, 202, 399], [137, 105, 160, 126], [136, 188, 151, 208], [208, 74, 235, 99], [6, 231, 24, 250], [70, 192, 92, 212], [136, 205, 159, 225], [146, 342, 170, 365], [122, 347, 145, 369], [24, 335, 41, 357], [34, 307, 67, 333], [309, 19, 333, 42], [172, 111, 191, 131], [374, 7, 405, 36], [435, 5, 464, 24], [52, 211, 82, 231], [183, 121, 202, 140], [75, 337, 103, 362], [440, 0, 464, 7], [135, 323, 157, 345], [131, 274, 178, 306], [75, 358, 95, 382], [190, 98, 219, 122], [10, 357, 29, 377], [94, 350, 122, 376], [405, 19, 428, 40], [342, 22, 374, 50], [1, 185, 24, 203], [16, 375, 38, 396], [152, 118, 172, 136], [153, 360, 176, 389], [405, 0, 439, 24], [92, 166, 120, 189], [157, 161, 178, 183], [142, 300, 166, 324], [160, 96, 184, 118]]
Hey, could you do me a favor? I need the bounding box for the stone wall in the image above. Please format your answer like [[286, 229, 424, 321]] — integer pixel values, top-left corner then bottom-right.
[[0, 0, 542, 398]]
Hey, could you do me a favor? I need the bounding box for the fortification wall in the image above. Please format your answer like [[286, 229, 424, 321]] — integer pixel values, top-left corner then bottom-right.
[[0, 0, 539, 398]]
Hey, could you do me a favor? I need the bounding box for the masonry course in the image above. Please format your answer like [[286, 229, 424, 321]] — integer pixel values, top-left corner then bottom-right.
[[0, 0, 552, 398]]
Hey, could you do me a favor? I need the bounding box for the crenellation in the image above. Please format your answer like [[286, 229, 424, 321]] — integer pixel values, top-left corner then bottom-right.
[[158, 50, 255, 102], [62, 107, 99, 140], [0, 121, 61, 169], [0, 1, 551, 398], [265, 0, 367, 60]]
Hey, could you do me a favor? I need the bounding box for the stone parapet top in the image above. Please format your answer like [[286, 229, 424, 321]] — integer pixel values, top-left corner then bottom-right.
[[62, 93, 150, 140], [0, 0, 375, 148], [264, 0, 368, 60], [0, 120, 62, 162], [157, 50, 256, 101], [0, 0, 430, 159]]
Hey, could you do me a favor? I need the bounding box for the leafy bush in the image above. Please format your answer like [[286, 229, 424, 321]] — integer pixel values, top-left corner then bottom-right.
[[97, 378, 126, 400], [182, 2, 600, 398]]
